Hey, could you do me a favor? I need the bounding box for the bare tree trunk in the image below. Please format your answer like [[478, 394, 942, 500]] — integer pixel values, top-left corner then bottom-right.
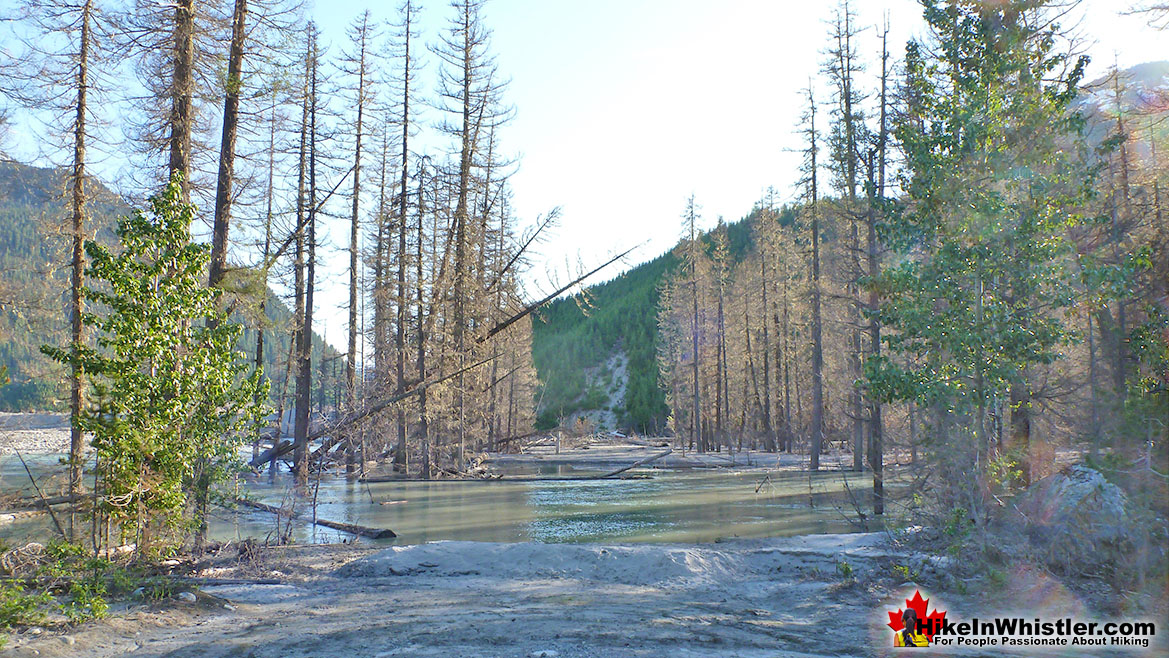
[[346, 14, 369, 477], [168, 0, 195, 199], [394, 2, 416, 470], [209, 0, 248, 292], [715, 279, 725, 451], [807, 85, 825, 472], [293, 30, 318, 487], [868, 23, 889, 515], [781, 279, 793, 451], [416, 160, 431, 479], [684, 198, 702, 453], [66, 0, 94, 541], [759, 253, 774, 451], [252, 100, 275, 464]]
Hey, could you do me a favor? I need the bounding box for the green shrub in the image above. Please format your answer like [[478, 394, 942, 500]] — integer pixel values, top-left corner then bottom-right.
[[0, 581, 50, 628]]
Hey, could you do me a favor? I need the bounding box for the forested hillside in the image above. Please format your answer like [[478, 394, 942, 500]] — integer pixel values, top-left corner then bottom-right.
[[531, 211, 758, 433], [0, 161, 341, 411]]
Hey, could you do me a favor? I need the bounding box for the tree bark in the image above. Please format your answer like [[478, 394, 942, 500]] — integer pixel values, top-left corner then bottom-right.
[[66, 0, 93, 542], [209, 0, 248, 292], [168, 0, 195, 199], [346, 15, 369, 476], [808, 86, 825, 472]]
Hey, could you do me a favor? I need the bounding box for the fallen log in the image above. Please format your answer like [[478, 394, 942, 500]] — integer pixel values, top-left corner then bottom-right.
[[0, 509, 52, 523], [492, 449, 673, 481], [358, 474, 407, 483], [594, 449, 673, 478], [250, 439, 292, 470], [0, 575, 283, 590], [4, 493, 84, 510], [232, 498, 396, 539]]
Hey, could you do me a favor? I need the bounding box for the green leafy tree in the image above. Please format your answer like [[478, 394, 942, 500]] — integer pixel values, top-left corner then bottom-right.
[[870, 0, 1091, 498], [43, 175, 266, 554]]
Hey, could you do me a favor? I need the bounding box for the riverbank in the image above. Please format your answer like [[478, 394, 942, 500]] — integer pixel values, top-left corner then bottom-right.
[[0, 413, 72, 456], [6, 531, 1161, 657]]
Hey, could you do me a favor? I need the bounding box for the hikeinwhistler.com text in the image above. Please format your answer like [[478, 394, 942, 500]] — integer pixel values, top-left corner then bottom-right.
[[923, 617, 1156, 649]]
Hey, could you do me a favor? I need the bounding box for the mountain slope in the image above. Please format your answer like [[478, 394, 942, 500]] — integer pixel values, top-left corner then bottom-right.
[[0, 160, 340, 411], [531, 212, 757, 434]]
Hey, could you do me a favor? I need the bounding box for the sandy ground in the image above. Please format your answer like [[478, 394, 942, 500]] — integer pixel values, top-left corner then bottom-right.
[[0, 413, 73, 456], [6, 532, 1160, 658], [3, 534, 919, 658]]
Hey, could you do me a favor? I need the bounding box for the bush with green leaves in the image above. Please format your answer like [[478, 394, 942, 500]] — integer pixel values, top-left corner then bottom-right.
[[0, 581, 50, 629], [43, 174, 267, 552]]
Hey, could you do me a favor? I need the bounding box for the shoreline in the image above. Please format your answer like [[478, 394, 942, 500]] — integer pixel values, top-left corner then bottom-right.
[[0, 413, 73, 456]]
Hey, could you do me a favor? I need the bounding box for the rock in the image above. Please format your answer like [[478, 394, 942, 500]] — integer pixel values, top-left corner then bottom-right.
[[529, 651, 559, 658], [224, 603, 236, 611], [1009, 465, 1134, 575], [175, 591, 197, 603], [59, 636, 76, 646]]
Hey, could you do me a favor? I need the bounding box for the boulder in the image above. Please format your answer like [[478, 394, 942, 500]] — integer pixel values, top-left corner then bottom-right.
[[1008, 465, 1134, 576]]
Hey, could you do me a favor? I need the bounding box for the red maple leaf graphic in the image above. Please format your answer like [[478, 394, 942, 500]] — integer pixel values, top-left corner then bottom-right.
[[887, 590, 947, 641]]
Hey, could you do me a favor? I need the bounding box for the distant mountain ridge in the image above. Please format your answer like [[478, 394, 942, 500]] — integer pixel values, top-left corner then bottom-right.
[[0, 160, 341, 411]]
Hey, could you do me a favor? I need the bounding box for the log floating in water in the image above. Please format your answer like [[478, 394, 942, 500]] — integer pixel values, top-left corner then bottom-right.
[[232, 498, 396, 539], [0, 576, 283, 590]]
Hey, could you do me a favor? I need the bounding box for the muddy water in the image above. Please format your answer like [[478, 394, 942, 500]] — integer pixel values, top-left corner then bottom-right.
[[1, 455, 876, 546]]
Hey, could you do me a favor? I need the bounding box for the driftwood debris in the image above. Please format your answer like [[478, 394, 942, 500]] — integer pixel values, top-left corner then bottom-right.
[[233, 498, 396, 539], [594, 449, 673, 478], [494, 449, 674, 482], [247, 355, 497, 470], [0, 575, 283, 590], [0, 509, 49, 523], [361, 449, 675, 483], [171, 577, 283, 586]]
